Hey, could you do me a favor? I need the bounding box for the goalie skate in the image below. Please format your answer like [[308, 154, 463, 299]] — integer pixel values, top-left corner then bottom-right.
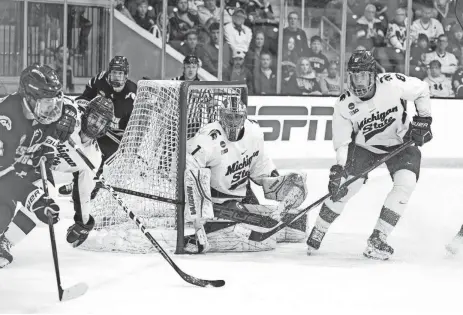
[[363, 230, 394, 260], [0, 235, 13, 268]]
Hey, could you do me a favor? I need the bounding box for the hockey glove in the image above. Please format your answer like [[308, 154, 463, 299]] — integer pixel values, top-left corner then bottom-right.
[[66, 215, 95, 247], [410, 116, 432, 147], [52, 104, 77, 143], [25, 188, 60, 224], [328, 165, 348, 202]]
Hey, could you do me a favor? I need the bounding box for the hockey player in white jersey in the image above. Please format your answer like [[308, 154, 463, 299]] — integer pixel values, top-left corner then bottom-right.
[[306, 50, 432, 260], [1, 96, 113, 265], [183, 96, 308, 253]]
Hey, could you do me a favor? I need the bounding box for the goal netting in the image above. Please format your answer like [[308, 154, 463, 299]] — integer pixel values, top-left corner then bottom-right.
[[81, 80, 247, 254]]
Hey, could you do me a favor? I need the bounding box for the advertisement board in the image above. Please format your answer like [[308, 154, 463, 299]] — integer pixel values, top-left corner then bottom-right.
[[248, 96, 463, 168]]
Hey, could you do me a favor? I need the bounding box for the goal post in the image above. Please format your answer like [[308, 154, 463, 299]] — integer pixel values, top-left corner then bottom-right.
[[82, 80, 248, 254]]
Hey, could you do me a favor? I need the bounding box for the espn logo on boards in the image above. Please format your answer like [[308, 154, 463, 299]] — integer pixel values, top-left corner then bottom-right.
[[248, 105, 333, 141]]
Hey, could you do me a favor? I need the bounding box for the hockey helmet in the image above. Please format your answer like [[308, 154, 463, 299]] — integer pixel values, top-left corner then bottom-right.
[[81, 95, 114, 139], [219, 96, 247, 142], [18, 63, 63, 125], [347, 50, 377, 98], [108, 56, 129, 92]]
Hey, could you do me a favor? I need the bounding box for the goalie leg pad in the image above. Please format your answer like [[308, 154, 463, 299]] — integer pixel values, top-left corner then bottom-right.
[[205, 222, 277, 252], [184, 168, 214, 223]]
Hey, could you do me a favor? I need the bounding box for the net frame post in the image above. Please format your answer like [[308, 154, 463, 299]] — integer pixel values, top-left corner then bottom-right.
[[175, 81, 248, 254]]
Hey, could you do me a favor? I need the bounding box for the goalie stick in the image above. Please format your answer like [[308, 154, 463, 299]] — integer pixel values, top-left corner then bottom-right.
[[247, 140, 415, 242], [67, 138, 225, 288], [38, 157, 88, 301]]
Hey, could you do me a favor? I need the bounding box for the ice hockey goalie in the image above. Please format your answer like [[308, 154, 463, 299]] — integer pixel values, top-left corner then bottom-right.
[[183, 96, 308, 253]]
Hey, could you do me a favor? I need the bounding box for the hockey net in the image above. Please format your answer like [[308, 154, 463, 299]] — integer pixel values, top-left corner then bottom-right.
[[81, 80, 247, 254]]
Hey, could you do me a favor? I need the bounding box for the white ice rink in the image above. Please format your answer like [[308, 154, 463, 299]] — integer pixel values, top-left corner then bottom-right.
[[1, 168, 463, 315]]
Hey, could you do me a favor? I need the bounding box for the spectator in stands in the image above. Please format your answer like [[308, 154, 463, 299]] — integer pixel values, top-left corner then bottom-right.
[[197, 0, 232, 26], [307, 35, 330, 77], [410, 33, 433, 79], [433, 0, 457, 31], [172, 55, 201, 80], [203, 22, 232, 77], [245, 29, 270, 76], [127, 0, 157, 19], [68, 6, 93, 55], [423, 34, 458, 77], [245, 0, 276, 27], [447, 23, 463, 64], [410, 5, 444, 49], [133, 0, 156, 31], [178, 30, 215, 74], [114, 0, 135, 21], [451, 66, 463, 97], [48, 45, 74, 93], [284, 57, 322, 95], [253, 51, 276, 94], [376, 7, 407, 73], [370, 0, 388, 30], [224, 8, 253, 53], [424, 59, 454, 97], [355, 4, 385, 48], [224, 50, 253, 90], [283, 12, 309, 56], [282, 36, 300, 65], [169, 0, 200, 42], [320, 60, 342, 96]]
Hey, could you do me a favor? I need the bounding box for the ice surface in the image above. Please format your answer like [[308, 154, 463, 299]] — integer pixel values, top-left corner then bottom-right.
[[1, 168, 463, 315]]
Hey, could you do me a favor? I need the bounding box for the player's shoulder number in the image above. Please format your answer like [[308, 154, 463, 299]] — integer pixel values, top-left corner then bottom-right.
[[379, 73, 406, 84]]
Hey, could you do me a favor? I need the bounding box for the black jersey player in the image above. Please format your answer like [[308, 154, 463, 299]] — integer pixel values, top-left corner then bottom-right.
[[0, 64, 76, 267], [58, 56, 137, 197]]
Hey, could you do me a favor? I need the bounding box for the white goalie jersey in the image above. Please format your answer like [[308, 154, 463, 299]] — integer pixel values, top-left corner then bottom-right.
[[186, 120, 276, 204], [333, 73, 432, 166], [51, 101, 102, 219]]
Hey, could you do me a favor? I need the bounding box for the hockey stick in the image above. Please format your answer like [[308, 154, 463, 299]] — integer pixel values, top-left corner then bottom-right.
[[248, 140, 415, 242], [38, 157, 88, 301], [68, 139, 225, 288]]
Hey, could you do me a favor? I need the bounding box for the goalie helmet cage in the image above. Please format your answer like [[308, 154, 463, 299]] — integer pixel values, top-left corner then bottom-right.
[[83, 80, 248, 254]]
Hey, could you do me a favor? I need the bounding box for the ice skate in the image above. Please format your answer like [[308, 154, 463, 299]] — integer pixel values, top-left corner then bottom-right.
[[363, 229, 394, 260], [58, 182, 73, 196], [0, 235, 13, 268], [306, 226, 325, 256], [445, 233, 463, 255]]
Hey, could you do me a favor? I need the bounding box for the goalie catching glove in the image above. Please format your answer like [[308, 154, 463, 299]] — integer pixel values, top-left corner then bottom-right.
[[261, 172, 308, 219]]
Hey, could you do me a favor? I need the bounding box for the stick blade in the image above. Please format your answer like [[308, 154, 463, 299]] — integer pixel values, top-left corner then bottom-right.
[[60, 282, 88, 301], [248, 229, 271, 242], [181, 271, 225, 288]]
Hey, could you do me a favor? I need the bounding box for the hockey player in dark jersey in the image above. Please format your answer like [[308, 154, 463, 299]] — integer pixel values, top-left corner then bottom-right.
[[0, 64, 76, 267], [2, 96, 114, 266], [58, 56, 137, 197]]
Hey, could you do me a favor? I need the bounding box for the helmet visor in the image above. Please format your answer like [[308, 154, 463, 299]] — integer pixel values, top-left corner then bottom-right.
[[83, 111, 110, 139], [220, 108, 246, 141], [348, 71, 374, 97], [109, 70, 126, 88], [34, 95, 63, 124]]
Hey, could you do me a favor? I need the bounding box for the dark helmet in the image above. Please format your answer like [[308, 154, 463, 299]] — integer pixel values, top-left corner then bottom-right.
[[183, 55, 200, 66], [108, 56, 129, 91], [18, 63, 63, 124], [81, 95, 114, 139], [347, 50, 377, 97]]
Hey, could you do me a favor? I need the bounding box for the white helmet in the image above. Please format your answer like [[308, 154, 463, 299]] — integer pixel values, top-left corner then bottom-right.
[[218, 96, 247, 141]]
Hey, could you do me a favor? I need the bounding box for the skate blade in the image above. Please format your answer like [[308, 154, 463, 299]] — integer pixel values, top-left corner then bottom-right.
[[0, 257, 11, 268], [363, 246, 390, 261], [60, 282, 88, 301]]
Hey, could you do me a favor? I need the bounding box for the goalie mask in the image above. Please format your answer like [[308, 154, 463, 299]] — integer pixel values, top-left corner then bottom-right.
[[18, 64, 63, 125], [347, 50, 376, 98], [108, 56, 129, 92], [219, 97, 247, 142], [81, 96, 114, 139]]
